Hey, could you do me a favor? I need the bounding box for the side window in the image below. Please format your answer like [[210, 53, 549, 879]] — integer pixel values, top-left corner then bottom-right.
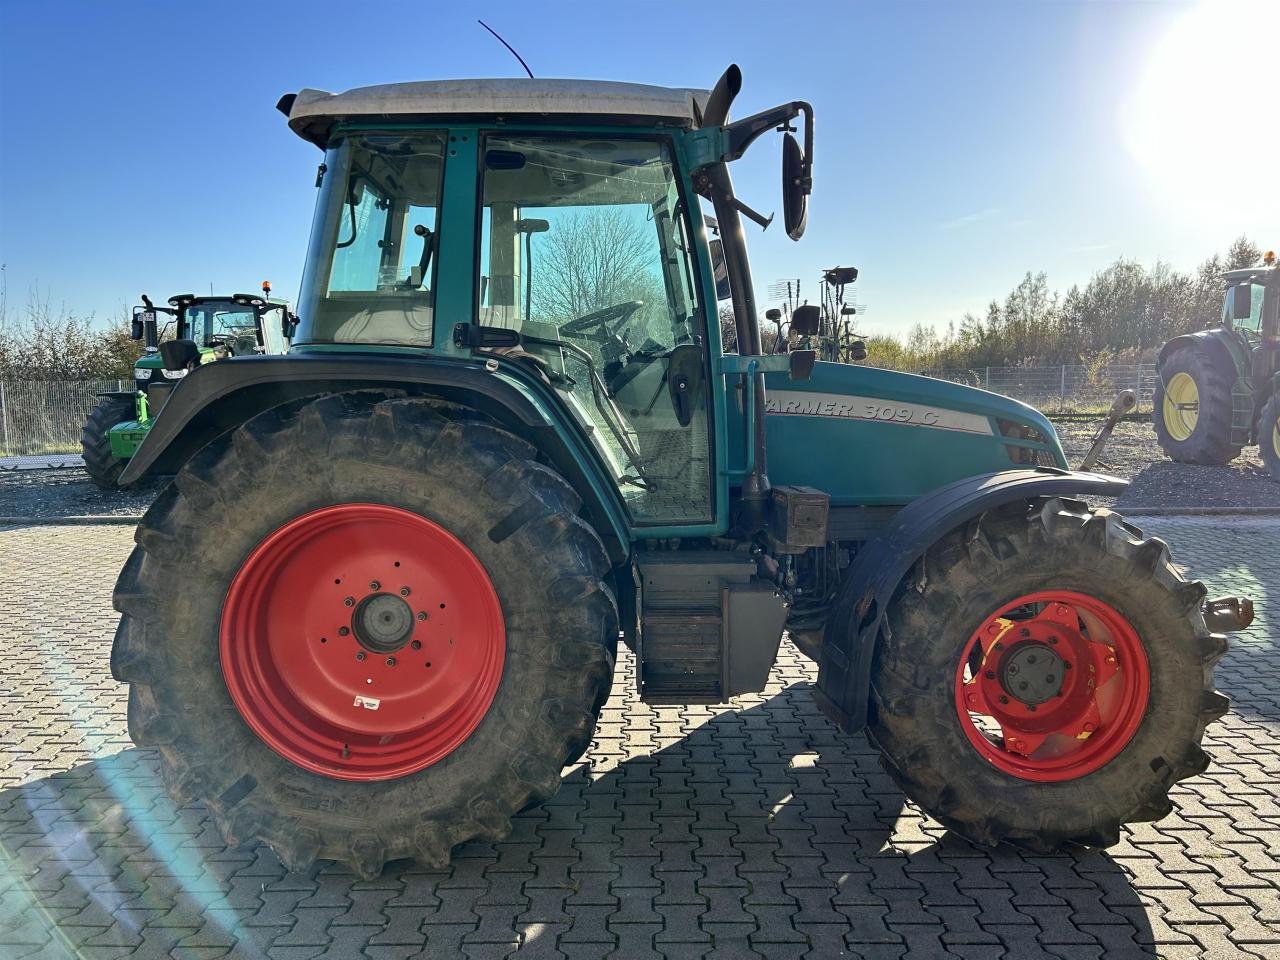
[[296, 132, 445, 347], [478, 136, 714, 524]]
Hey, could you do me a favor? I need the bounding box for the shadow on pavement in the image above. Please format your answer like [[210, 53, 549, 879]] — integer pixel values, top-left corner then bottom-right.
[[0, 681, 1161, 958]]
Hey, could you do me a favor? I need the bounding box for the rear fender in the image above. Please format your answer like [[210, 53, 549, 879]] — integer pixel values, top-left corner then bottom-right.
[[118, 353, 631, 563], [813, 468, 1128, 733], [1158, 330, 1249, 380]]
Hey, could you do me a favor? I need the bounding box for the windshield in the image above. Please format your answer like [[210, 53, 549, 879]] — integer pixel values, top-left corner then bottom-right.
[[181, 302, 259, 349], [478, 135, 712, 524], [296, 132, 446, 347]]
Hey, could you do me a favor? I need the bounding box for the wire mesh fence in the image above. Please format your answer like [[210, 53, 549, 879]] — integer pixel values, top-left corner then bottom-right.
[[0, 366, 1157, 470], [0, 380, 131, 468], [917, 364, 1159, 414]]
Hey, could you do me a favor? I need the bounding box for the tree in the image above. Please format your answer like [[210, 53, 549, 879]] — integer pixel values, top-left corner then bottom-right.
[[529, 209, 665, 323]]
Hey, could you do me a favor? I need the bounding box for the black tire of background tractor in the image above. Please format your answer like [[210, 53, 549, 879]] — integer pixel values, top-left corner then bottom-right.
[[111, 392, 618, 878], [80, 395, 136, 488], [1259, 394, 1280, 483], [1152, 345, 1241, 465], [864, 497, 1227, 852]]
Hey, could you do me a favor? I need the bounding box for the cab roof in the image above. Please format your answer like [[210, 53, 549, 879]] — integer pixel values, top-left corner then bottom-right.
[[281, 79, 711, 149], [1225, 265, 1278, 284]]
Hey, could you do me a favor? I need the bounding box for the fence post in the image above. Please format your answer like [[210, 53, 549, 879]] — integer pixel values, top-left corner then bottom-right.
[[985, 366, 990, 389], [1060, 366, 1066, 409], [0, 382, 9, 457]]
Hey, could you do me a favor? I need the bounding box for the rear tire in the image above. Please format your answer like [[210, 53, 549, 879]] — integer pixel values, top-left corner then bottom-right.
[[867, 497, 1227, 851], [80, 395, 135, 488], [1259, 394, 1280, 483], [112, 392, 618, 877], [1153, 346, 1240, 465]]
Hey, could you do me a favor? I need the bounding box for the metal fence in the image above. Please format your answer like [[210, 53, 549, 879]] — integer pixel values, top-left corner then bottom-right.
[[917, 363, 1159, 414], [0, 379, 130, 467]]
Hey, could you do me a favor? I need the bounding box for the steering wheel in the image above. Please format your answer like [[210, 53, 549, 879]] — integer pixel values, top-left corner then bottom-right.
[[560, 301, 644, 343]]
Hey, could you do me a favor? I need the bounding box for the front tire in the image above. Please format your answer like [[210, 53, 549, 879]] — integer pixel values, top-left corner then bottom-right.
[[1259, 394, 1280, 483], [80, 395, 135, 488], [867, 497, 1227, 851], [1153, 346, 1240, 465], [111, 392, 618, 877]]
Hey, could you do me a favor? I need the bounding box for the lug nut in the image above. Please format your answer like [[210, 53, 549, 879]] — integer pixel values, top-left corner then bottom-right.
[[339, 627, 350, 637], [998, 695, 1009, 704], [370, 580, 381, 590], [1063, 662, 1072, 670], [411, 640, 422, 650], [1027, 704, 1037, 712], [985, 670, 995, 679], [417, 611, 428, 621], [994, 641, 1004, 651], [386, 657, 396, 667], [356, 652, 366, 661], [344, 597, 355, 607], [1048, 636, 1058, 644], [400, 587, 411, 597]]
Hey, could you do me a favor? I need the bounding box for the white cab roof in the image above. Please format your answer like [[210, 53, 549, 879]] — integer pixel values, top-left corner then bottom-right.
[[283, 79, 710, 147]]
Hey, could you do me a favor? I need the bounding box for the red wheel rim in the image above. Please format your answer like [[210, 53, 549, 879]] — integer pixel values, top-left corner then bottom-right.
[[953, 590, 1149, 782], [220, 504, 505, 781]]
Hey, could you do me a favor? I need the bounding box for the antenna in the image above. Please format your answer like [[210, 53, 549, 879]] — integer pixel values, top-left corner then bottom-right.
[[478, 19, 534, 79]]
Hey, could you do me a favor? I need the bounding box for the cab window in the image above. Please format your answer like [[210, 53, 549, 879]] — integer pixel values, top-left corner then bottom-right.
[[477, 136, 713, 524]]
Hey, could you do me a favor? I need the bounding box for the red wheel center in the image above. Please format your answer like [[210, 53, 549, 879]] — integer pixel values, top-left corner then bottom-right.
[[220, 504, 506, 781], [955, 591, 1149, 782]]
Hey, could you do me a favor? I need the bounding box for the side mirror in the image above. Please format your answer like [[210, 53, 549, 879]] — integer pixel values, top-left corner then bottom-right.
[[850, 340, 868, 362], [666, 343, 705, 428], [791, 304, 820, 336], [1232, 283, 1253, 320], [130, 312, 145, 341], [160, 339, 201, 373], [789, 349, 817, 381], [708, 240, 732, 301], [283, 312, 299, 340], [765, 308, 782, 323], [782, 132, 809, 241]]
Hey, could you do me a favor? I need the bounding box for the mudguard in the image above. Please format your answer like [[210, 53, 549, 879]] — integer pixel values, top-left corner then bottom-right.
[[1158, 329, 1250, 380], [813, 467, 1128, 734], [116, 352, 631, 563]]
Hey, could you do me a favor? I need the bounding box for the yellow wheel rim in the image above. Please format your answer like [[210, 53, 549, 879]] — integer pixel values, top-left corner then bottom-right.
[[1163, 372, 1199, 442]]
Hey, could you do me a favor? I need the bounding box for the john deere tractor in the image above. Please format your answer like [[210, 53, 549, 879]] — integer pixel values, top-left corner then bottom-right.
[[110, 69, 1250, 878], [80, 287, 294, 487], [1153, 253, 1280, 479]]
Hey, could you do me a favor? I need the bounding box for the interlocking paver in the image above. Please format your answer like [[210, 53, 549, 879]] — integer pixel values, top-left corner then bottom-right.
[[1, 516, 1279, 958]]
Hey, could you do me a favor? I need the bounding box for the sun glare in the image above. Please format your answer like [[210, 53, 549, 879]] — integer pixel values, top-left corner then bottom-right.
[[1125, 0, 1280, 224]]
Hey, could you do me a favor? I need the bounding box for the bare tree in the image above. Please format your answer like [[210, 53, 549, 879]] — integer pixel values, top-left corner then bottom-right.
[[529, 208, 663, 322]]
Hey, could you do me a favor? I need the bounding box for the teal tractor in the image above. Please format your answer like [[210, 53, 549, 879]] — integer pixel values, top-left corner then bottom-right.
[[80, 286, 294, 486], [1153, 253, 1280, 479], [110, 69, 1250, 878]]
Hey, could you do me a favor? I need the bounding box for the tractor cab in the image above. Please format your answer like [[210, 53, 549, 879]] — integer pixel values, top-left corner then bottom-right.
[[1223, 262, 1279, 342]]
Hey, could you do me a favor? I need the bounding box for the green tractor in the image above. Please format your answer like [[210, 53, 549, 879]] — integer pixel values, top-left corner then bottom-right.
[[110, 69, 1251, 878], [1153, 253, 1280, 479], [80, 286, 295, 487]]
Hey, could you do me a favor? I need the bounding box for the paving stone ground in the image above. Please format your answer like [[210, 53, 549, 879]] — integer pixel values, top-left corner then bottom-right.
[[0, 517, 1277, 960]]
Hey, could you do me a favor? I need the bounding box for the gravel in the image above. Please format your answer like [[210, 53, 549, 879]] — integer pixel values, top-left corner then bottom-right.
[[0, 469, 160, 521], [1, 417, 1274, 522], [1054, 418, 1277, 510]]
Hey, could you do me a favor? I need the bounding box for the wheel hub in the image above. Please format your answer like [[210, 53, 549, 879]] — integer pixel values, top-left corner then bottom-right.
[[1000, 642, 1064, 706], [353, 592, 415, 653]]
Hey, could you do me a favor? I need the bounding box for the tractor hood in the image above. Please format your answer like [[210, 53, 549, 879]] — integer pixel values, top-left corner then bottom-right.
[[743, 360, 1067, 507]]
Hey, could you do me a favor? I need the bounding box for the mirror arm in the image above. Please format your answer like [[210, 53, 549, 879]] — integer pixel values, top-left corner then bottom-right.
[[723, 101, 814, 186]]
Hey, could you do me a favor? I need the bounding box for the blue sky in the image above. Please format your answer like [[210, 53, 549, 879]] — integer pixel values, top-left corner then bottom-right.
[[1, 0, 1275, 338]]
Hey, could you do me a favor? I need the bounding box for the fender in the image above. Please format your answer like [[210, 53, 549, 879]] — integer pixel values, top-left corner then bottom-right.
[[1158, 329, 1250, 380], [117, 352, 631, 563], [813, 467, 1128, 734]]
